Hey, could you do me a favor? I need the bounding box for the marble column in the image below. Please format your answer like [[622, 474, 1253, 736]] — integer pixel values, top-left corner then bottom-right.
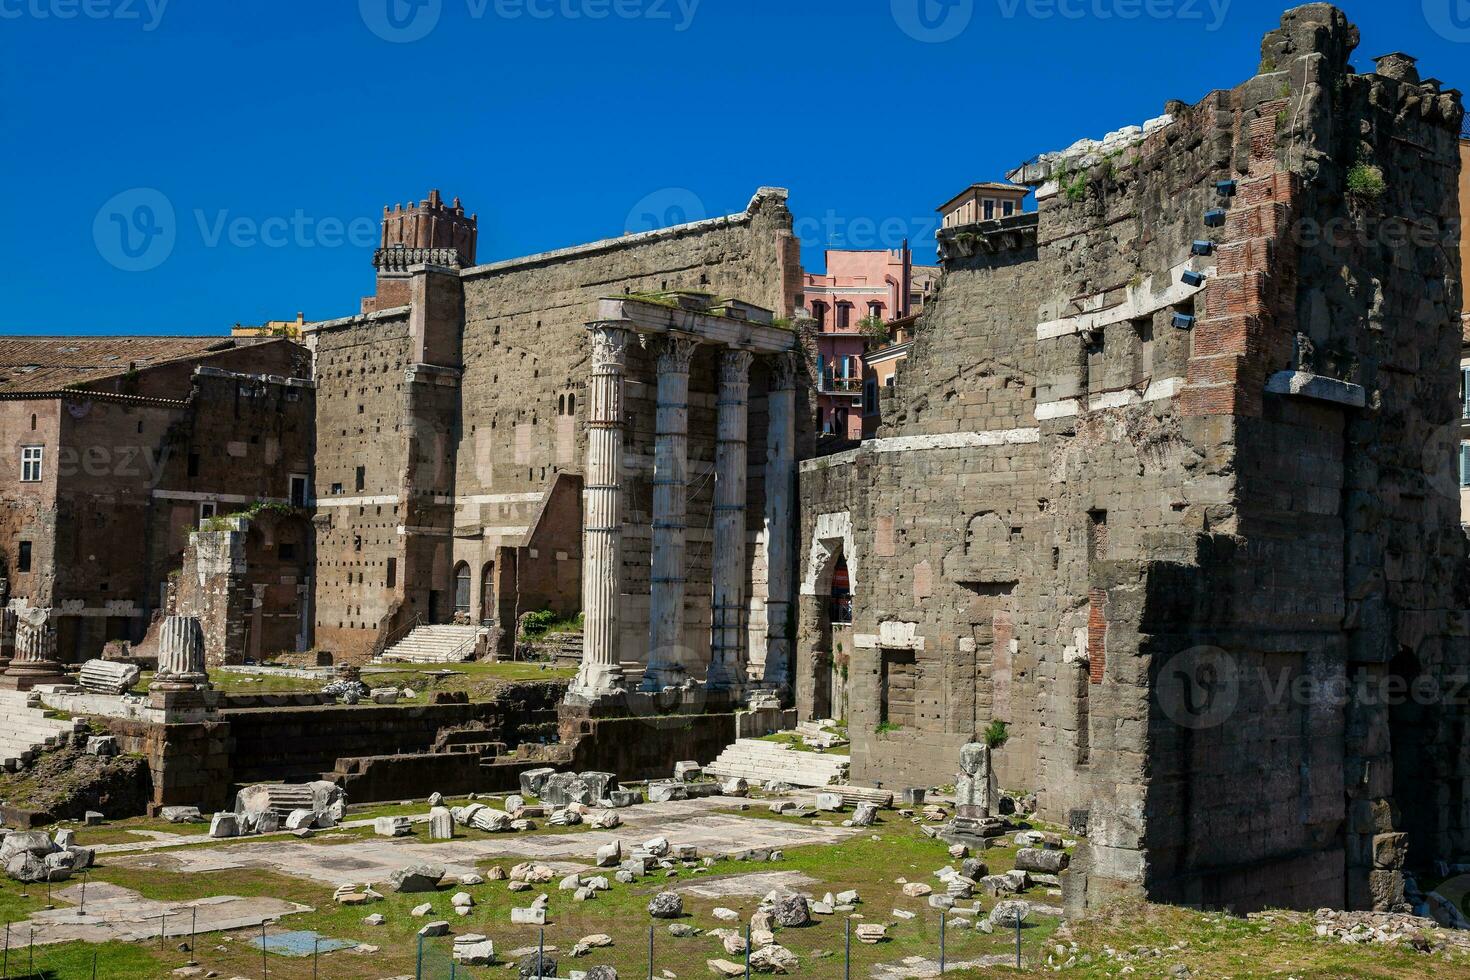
[[0, 607, 15, 674], [569, 323, 632, 702], [0, 608, 66, 690], [642, 334, 700, 692], [706, 348, 753, 693], [151, 615, 210, 690], [761, 353, 798, 693]]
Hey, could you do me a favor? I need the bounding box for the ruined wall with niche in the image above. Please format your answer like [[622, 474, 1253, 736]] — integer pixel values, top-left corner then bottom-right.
[[796, 3, 1468, 916]]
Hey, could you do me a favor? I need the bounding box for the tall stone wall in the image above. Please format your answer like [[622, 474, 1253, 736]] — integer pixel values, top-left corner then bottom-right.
[[311, 189, 803, 673], [797, 3, 1467, 914]]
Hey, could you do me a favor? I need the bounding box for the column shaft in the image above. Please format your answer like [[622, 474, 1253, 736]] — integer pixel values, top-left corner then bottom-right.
[[762, 353, 798, 692], [643, 335, 699, 691], [569, 323, 632, 702], [707, 349, 753, 692]]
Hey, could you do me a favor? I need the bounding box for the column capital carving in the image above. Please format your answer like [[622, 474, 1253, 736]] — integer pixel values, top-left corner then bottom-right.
[[587, 322, 632, 368], [767, 352, 800, 391], [643, 334, 700, 374], [719, 348, 755, 384]]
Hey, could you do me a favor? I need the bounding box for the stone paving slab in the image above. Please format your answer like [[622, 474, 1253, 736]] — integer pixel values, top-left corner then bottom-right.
[[10, 881, 311, 947], [675, 870, 820, 898], [114, 798, 856, 888]]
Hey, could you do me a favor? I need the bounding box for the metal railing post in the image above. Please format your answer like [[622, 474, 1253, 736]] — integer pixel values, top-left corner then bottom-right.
[[940, 912, 946, 973], [4, 920, 10, 978], [648, 924, 654, 980], [261, 919, 268, 978], [159, 911, 167, 949], [1015, 916, 1022, 969], [416, 934, 424, 979], [844, 918, 851, 980], [744, 924, 751, 980], [538, 927, 545, 980]]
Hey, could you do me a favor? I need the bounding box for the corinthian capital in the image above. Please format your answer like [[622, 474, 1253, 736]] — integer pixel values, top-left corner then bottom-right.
[[643, 334, 700, 374], [719, 349, 755, 385], [587, 323, 632, 368], [767, 352, 799, 391]]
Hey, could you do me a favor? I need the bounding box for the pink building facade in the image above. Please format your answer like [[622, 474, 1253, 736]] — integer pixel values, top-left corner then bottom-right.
[[800, 246, 937, 441]]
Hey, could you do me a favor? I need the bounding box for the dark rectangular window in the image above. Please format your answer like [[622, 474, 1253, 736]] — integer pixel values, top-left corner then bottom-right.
[[386, 558, 397, 589], [187, 452, 200, 478], [290, 475, 308, 508], [1088, 510, 1109, 561], [17, 541, 31, 573], [279, 542, 296, 561], [355, 466, 365, 492]]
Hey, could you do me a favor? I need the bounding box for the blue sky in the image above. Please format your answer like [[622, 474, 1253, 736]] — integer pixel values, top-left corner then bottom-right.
[[2, 0, 1466, 335]]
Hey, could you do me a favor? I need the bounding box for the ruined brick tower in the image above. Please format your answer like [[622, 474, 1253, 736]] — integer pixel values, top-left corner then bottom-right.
[[363, 189, 478, 313], [797, 3, 1467, 915]]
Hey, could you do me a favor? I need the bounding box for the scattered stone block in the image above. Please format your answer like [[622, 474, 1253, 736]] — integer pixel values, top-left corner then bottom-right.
[[364, 913, 386, 926], [989, 900, 1029, 928], [208, 812, 239, 839], [749, 943, 798, 974], [418, 921, 450, 937], [161, 806, 202, 824], [411, 903, 433, 917], [390, 865, 446, 893], [1014, 847, 1068, 873], [771, 894, 810, 927], [85, 735, 119, 757], [855, 924, 886, 944], [83, 811, 103, 826], [596, 841, 622, 867], [647, 782, 686, 803], [79, 659, 140, 695], [708, 958, 744, 977], [511, 906, 547, 925], [814, 793, 843, 812], [674, 761, 702, 782], [374, 816, 412, 838], [519, 767, 556, 797], [429, 806, 454, 839], [648, 892, 683, 919]]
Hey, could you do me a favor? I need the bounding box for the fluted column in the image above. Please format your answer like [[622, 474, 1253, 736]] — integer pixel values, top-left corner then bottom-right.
[[151, 615, 209, 690], [706, 349, 753, 693], [642, 334, 700, 692], [0, 607, 15, 674], [0, 608, 65, 690], [762, 353, 798, 693], [568, 323, 632, 702]]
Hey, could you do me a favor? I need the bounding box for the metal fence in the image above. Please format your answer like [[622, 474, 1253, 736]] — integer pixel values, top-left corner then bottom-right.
[[414, 913, 1044, 980]]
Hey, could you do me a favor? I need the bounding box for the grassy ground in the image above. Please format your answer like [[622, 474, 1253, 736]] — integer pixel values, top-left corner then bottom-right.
[[127, 660, 575, 700], [2, 804, 1465, 978]]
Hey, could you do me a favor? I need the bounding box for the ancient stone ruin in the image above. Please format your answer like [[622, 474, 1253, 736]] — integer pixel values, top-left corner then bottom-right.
[[797, 4, 1466, 914]]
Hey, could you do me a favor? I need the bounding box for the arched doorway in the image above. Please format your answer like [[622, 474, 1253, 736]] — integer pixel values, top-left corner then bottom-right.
[[453, 563, 472, 619]]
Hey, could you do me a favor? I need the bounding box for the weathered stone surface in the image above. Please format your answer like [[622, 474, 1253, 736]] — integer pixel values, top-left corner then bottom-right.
[[749, 943, 798, 974], [770, 894, 810, 927], [1014, 847, 1068, 874], [208, 812, 239, 839], [648, 891, 683, 919], [429, 806, 454, 839], [389, 864, 446, 893], [519, 768, 556, 798], [374, 816, 412, 838]]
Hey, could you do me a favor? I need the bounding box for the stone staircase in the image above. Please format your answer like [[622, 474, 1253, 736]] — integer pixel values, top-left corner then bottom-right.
[[704, 737, 851, 788], [0, 690, 86, 771], [379, 625, 486, 664]]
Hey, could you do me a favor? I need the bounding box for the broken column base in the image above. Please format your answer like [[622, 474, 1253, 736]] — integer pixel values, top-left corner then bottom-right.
[[939, 816, 1014, 851], [0, 664, 68, 691]]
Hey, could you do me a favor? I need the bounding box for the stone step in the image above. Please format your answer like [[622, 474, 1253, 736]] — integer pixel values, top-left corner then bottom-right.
[[377, 625, 486, 664]]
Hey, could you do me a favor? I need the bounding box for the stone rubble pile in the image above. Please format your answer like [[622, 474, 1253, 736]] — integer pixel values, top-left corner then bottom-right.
[[0, 829, 94, 883]]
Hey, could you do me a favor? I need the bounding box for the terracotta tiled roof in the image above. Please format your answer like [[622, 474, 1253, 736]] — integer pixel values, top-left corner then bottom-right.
[[0, 336, 265, 394]]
